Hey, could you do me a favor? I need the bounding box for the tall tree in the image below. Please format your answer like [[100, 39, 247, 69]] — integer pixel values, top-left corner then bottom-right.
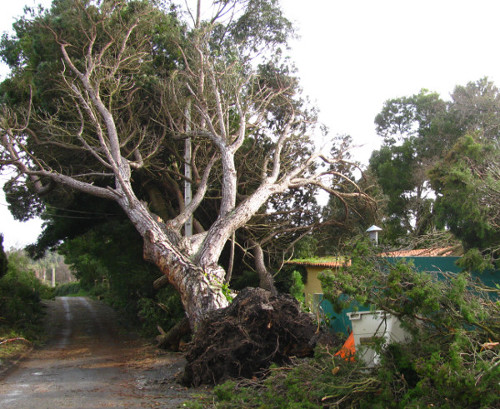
[[370, 79, 500, 246], [430, 134, 500, 264], [0, 0, 368, 328], [0, 234, 7, 278], [370, 90, 448, 243]]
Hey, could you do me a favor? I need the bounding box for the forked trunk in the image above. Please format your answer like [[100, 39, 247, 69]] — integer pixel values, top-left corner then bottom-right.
[[118, 195, 229, 329], [143, 228, 230, 328]]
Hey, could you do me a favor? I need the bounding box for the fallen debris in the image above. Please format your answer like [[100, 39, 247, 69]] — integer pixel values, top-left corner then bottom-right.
[[182, 287, 337, 386]]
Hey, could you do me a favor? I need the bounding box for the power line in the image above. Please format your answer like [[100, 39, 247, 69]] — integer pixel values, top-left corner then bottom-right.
[[0, 201, 120, 219]]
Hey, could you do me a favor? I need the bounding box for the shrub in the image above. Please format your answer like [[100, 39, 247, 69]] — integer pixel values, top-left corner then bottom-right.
[[289, 270, 305, 304], [137, 286, 184, 337], [53, 282, 83, 296], [0, 251, 51, 342]]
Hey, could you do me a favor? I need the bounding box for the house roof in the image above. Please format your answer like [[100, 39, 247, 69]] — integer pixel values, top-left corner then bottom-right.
[[288, 246, 460, 267], [380, 246, 458, 257], [286, 257, 351, 268]]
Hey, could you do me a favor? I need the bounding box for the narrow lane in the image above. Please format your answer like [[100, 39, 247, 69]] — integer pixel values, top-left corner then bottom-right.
[[0, 297, 197, 408]]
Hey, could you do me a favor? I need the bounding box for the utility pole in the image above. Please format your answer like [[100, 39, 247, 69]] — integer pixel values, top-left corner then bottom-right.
[[184, 101, 193, 237], [51, 266, 56, 287]]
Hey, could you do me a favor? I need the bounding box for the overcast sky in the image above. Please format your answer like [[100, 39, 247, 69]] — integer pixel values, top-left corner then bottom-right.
[[2, 0, 500, 249]]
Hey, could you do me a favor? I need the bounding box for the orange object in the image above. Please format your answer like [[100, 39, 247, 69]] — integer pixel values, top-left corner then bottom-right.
[[335, 332, 355, 361]]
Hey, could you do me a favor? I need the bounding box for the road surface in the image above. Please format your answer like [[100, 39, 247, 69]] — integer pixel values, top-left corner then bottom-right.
[[0, 297, 200, 408]]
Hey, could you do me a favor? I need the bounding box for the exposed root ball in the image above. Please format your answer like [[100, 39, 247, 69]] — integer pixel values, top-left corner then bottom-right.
[[182, 287, 335, 386]]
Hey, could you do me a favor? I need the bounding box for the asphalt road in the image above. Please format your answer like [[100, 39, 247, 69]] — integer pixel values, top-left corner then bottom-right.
[[0, 297, 199, 408]]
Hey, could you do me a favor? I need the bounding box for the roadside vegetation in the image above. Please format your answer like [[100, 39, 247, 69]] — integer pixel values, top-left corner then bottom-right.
[[53, 282, 86, 297], [0, 236, 54, 369]]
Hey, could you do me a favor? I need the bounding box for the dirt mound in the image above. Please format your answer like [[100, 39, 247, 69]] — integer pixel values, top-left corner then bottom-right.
[[182, 287, 336, 386]]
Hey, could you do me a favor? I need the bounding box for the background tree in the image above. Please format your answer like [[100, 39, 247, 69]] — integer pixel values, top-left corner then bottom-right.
[[370, 78, 500, 248], [0, 235, 7, 278], [317, 134, 378, 254], [430, 134, 500, 267], [369, 90, 448, 243]]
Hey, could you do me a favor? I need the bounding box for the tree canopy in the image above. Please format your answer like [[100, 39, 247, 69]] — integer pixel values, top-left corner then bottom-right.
[[0, 0, 369, 327], [369, 78, 500, 261], [430, 134, 500, 266]]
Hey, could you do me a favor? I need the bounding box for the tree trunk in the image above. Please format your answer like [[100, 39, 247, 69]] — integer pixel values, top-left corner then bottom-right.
[[117, 194, 229, 329], [156, 317, 191, 350], [143, 228, 229, 329], [250, 239, 277, 295], [153, 274, 170, 290]]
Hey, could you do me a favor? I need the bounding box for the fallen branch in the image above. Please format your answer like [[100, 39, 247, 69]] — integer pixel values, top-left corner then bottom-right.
[[0, 337, 32, 346], [156, 317, 191, 351]]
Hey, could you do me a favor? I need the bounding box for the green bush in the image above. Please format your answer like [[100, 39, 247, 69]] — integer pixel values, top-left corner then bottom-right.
[[0, 234, 7, 279], [318, 238, 500, 408], [137, 286, 185, 337], [0, 252, 51, 342], [289, 270, 305, 304], [53, 282, 83, 296]]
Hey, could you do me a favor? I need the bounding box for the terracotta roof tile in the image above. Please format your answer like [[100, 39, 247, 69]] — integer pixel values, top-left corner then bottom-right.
[[288, 247, 458, 267], [286, 258, 351, 268], [380, 247, 456, 257]]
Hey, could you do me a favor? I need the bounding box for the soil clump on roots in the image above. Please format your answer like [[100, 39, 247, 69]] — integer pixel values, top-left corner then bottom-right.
[[182, 287, 336, 386]]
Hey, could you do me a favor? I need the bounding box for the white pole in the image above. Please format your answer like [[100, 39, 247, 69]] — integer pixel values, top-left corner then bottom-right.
[[184, 101, 193, 237]]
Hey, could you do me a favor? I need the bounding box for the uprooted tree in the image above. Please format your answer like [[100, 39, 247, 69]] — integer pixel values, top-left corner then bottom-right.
[[0, 0, 370, 345]]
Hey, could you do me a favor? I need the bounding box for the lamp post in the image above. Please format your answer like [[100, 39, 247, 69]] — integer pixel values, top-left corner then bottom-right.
[[366, 225, 383, 245]]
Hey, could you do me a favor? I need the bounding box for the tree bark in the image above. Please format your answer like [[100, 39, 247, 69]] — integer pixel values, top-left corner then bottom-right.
[[116, 193, 229, 329], [156, 317, 191, 350], [153, 274, 170, 290], [250, 239, 277, 295]]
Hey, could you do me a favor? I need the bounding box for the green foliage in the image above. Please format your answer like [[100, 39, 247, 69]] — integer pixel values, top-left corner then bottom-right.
[[53, 281, 84, 297], [319, 237, 499, 407], [0, 0, 184, 223], [225, 0, 294, 53], [457, 248, 495, 272], [188, 237, 500, 408], [184, 350, 379, 408], [0, 234, 7, 279], [220, 282, 233, 303], [369, 140, 434, 242], [189, 335, 500, 408], [320, 238, 498, 334], [369, 89, 451, 243], [59, 220, 184, 336], [430, 134, 500, 260], [370, 78, 500, 248], [293, 235, 319, 259], [137, 287, 184, 338], [60, 221, 155, 304], [0, 251, 52, 342], [289, 270, 305, 304]]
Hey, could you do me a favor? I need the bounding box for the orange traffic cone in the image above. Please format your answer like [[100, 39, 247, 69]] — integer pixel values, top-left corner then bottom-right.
[[335, 331, 355, 361]]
